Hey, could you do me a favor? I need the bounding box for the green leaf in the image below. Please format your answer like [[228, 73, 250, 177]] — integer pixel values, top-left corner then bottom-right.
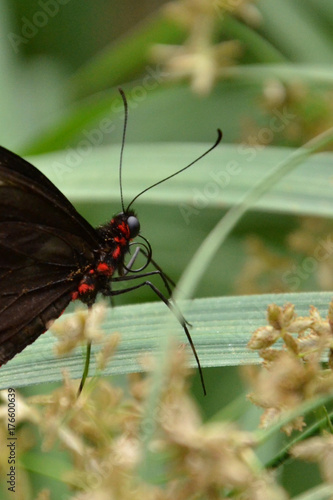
[[291, 484, 333, 500], [0, 291, 332, 390], [258, 0, 333, 63], [175, 127, 333, 300], [28, 142, 333, 219], [222, 15, 287, 63]]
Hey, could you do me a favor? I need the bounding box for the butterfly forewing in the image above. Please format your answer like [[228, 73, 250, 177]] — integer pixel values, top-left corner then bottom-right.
[[0, 146, 100, 364], [0, 146, 99, 246]]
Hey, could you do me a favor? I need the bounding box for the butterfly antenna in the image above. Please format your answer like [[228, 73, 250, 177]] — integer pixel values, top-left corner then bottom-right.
[[118, 88, 128, 213], [126, 129, 222, 211]]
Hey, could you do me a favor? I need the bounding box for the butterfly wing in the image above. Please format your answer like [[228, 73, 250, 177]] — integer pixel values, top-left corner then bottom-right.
[[0, 146, 99, 364]]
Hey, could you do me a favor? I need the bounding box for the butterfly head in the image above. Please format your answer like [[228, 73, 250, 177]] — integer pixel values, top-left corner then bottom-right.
[[124, 213, 140, 239]]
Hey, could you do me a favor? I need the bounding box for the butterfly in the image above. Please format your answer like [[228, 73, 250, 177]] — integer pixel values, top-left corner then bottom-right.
[[0, 89, 222, 393]]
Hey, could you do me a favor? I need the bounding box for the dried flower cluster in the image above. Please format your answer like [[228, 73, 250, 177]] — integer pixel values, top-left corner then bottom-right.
[[0, 344, 290, 500], [247, 302, 333, 433], [260, 82, 333, 148], [235, 236, 293, 295], [241, 79, 333, 149], [235, 219, 333, 296], [50, 303, 107, 357], [287, 218, 333, 291], [152, 0, 259, 94], [1, 299, 332, 499], [291, 432, 333, 485]]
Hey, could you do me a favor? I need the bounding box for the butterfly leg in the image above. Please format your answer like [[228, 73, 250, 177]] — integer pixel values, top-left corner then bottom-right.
[[123, 246, 176, 290], [113, 269, 191, 327], [109, 280, 206, 395]]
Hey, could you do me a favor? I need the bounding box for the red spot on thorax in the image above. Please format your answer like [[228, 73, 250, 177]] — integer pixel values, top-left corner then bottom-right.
[[78, 283, 95, 295], [114, 236, 126, 245], [112, 246, 121, 259], [118, 221, 130, 238], [71, 291, 79, 301], [97, 262, 114, 276]]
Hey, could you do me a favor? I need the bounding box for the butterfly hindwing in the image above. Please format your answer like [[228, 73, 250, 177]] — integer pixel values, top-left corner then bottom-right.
[[0, 284, 74, 364]]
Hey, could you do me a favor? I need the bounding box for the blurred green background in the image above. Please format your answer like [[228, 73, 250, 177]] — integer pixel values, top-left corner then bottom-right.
[[1, 0, 333, 497]]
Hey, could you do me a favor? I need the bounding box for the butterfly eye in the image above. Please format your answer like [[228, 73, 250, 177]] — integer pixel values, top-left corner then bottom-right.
[[127, 215, 140, 238]]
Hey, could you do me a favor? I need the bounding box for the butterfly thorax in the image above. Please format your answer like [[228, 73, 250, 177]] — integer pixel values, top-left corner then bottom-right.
[[71, 212, 140, 306]]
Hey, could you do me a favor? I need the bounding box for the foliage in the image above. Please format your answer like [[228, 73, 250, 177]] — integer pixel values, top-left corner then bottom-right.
[[0, 0, 333, 498]]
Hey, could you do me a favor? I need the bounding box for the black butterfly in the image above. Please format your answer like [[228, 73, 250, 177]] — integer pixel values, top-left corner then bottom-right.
[[0, 89, 222, 394]]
